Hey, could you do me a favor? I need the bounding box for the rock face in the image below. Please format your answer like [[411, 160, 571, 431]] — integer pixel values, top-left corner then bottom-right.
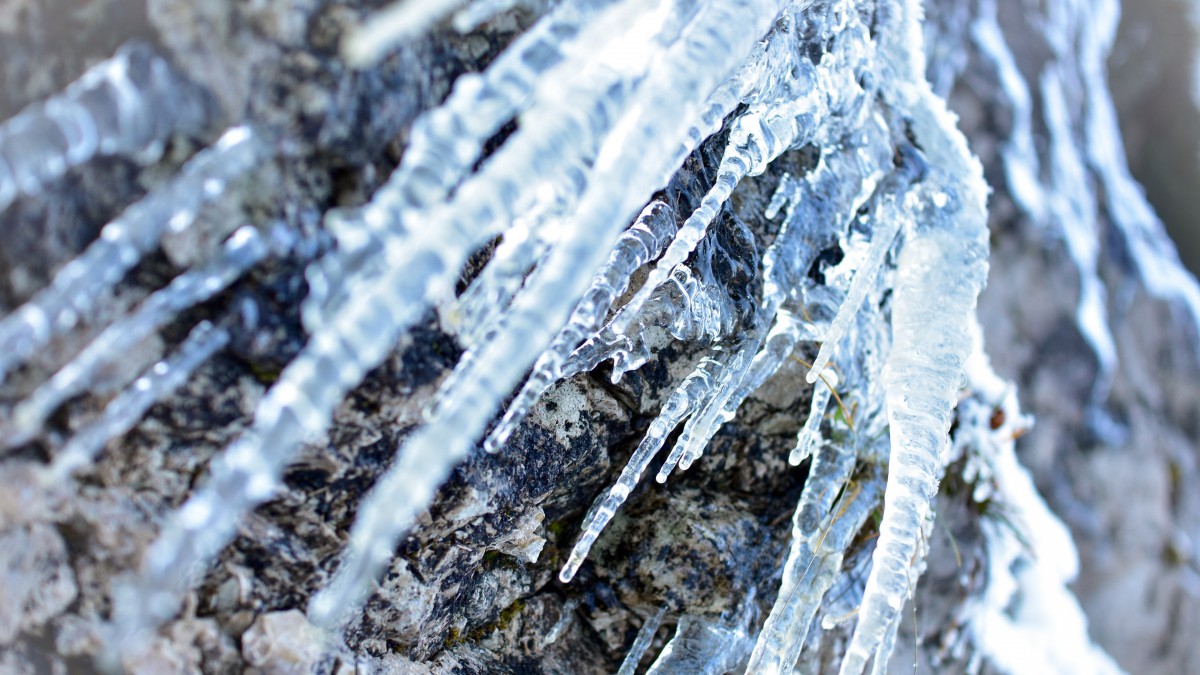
[[0, 0, 1196, 674]]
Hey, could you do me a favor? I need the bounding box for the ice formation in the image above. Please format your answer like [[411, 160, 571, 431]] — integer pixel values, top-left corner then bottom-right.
[[0, 0, 1167, 671]]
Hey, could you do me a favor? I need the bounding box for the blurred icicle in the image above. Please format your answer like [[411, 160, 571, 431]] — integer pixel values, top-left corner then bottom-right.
[[618, 605, 668, 675], [45, 321, 229, 481], [559, 355, 726, 583], [3, 226, 266, 450], [0, 41, 208, 212], [342, 0, 469, 67], [307, 0, 794, 628], [0, 126, 263, 382]]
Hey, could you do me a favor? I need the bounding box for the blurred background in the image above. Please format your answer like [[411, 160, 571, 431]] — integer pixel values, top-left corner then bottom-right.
[[1111, 0, 1200, 273]]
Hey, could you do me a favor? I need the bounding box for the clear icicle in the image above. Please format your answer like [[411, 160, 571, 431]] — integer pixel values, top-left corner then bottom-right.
[[483, 199, 676, 451], [805, 146, 928, 385], [560, 355, 725, 583], [0, 41, 208, 212], [618, 605, 668, 675], [655, 346, 749, 482], [745, 450, 877, 674], [0, 126, 263, 382], [3, 226, 266, 450], [789, 367, 836, 466], [308, 0, 792, 628], [837, 89, 989, 675], [45, 321, 229, 481]]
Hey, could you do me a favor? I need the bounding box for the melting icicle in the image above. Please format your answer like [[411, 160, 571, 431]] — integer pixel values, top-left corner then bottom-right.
[[560, 356, 725, 583], [618, 605, 668, 675], [3, 226, 266, 450], [0, 126, 263, 382], [483, 200, 676, 452], [45, 321, 229, 481], [0, 41, 208, 212]]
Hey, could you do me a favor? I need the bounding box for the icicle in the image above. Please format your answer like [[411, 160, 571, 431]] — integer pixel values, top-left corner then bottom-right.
[[0, 126, 264, 382], [44, 321, 229, 482], [483, 200, 676, 451], [307, 0, 793, 629], [3, 226, 266, 450], [645, 602, 756, 675], [837, 89, 989, 675], [618, 605, 668, 675], [342, 0, 469, 66], [789, 367, 836, 466], [805, 145, 927, 385], [0, 41, 207, 212], [655, 345, 750, 481], [745, 453, 878, 674], [560, 355, 725, 583], [613, 1, 876, 335]]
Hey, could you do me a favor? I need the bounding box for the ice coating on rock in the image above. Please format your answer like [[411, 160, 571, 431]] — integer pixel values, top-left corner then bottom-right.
[[0, 41, 208, 212], [645, 603, 757, 675], [0, 126, 262, 383]]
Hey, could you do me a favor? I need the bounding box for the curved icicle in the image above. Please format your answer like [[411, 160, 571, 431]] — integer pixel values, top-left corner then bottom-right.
[[836, 94, 989, 675], [0, 126, 264, 382], [0, 41, 208, 213]]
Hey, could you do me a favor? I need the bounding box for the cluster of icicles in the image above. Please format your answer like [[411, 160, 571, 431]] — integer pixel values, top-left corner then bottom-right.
[[0, 0, 999, 672]]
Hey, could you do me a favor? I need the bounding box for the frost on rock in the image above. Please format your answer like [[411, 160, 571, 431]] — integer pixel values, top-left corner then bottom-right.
[[0, 0, 1176, 671]]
